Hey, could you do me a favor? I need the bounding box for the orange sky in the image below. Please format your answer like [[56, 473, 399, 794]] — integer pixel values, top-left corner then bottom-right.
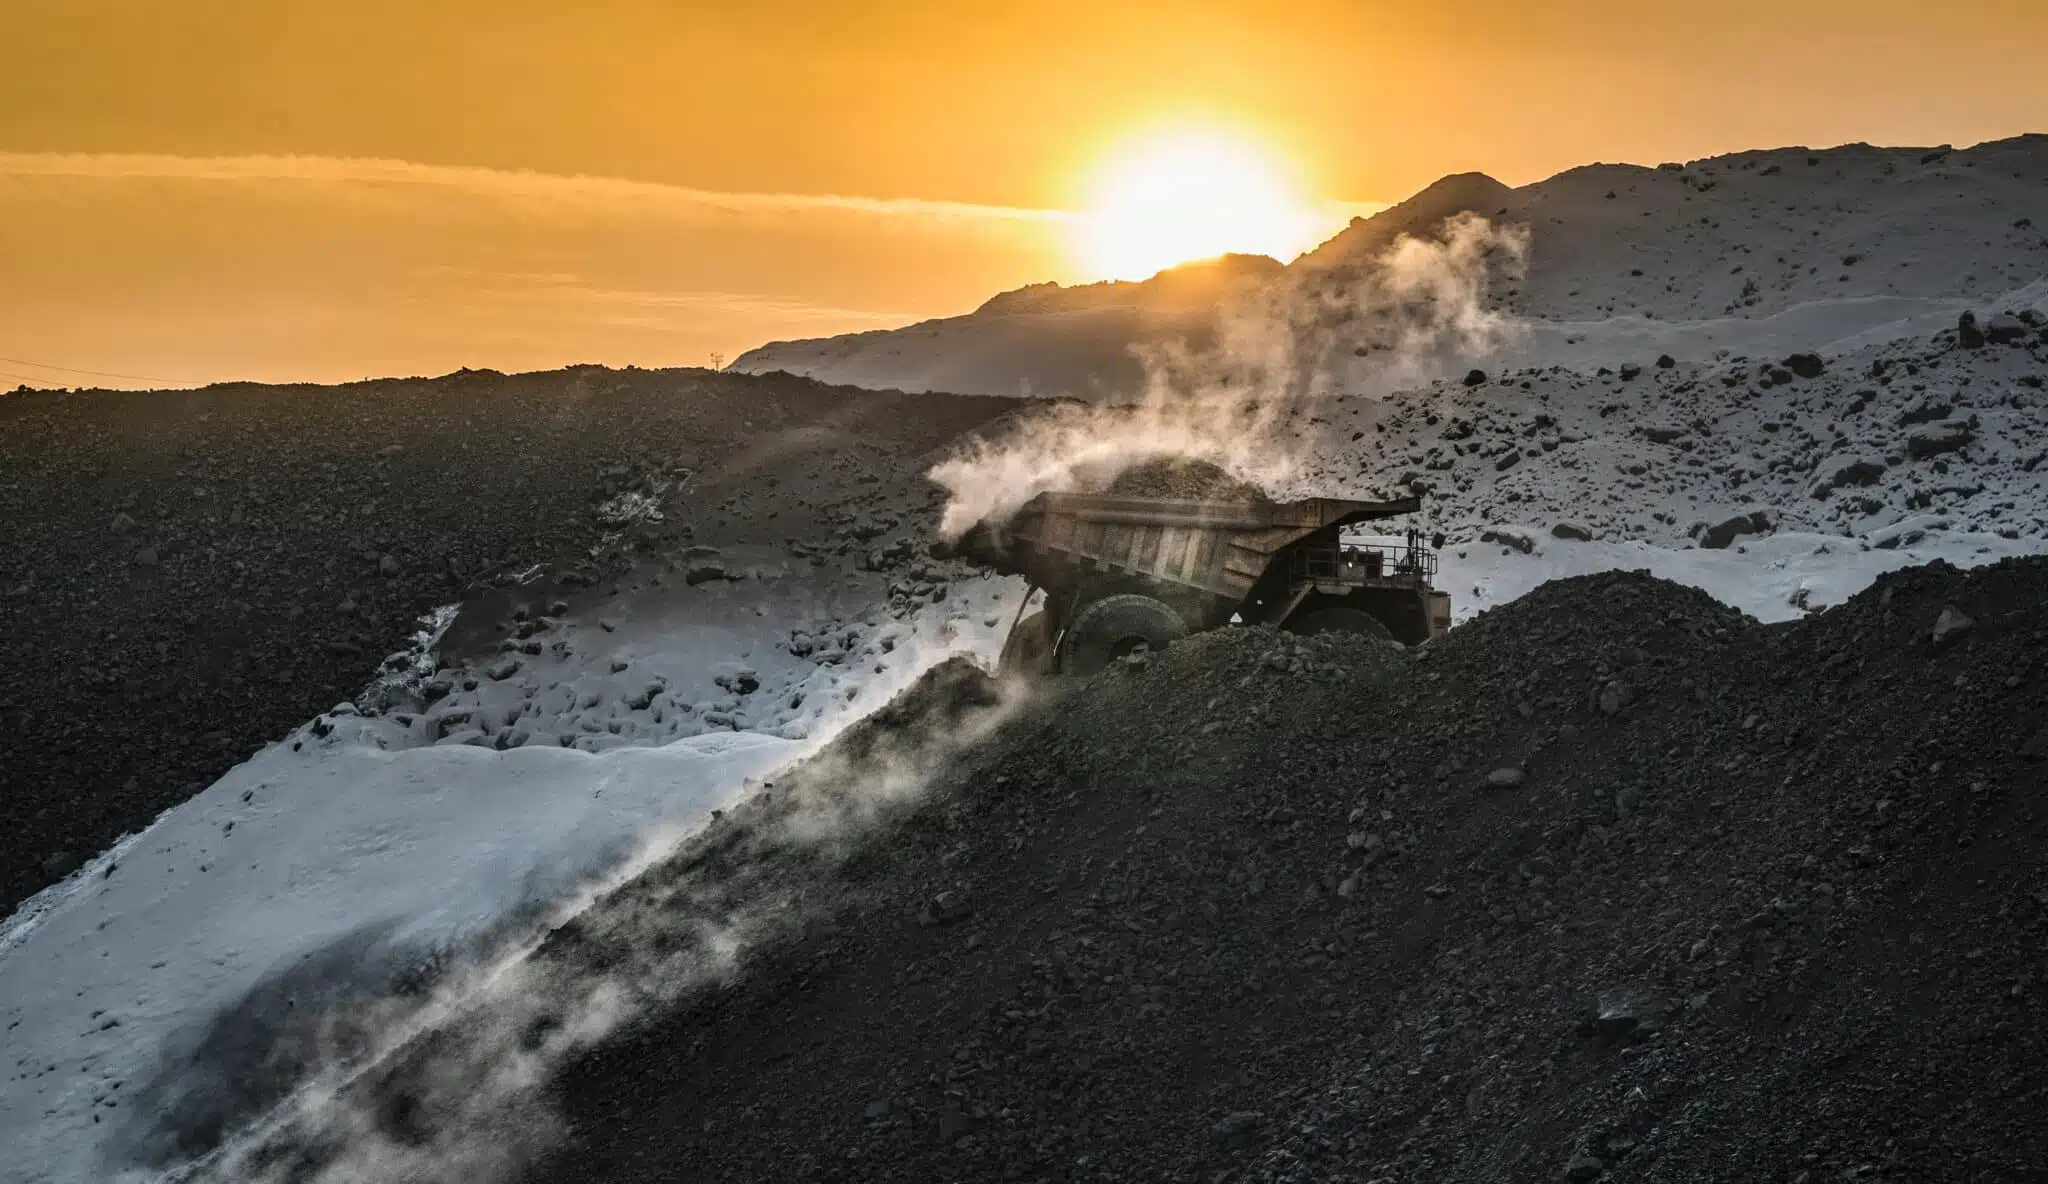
[[2, 0, 2041, 387]]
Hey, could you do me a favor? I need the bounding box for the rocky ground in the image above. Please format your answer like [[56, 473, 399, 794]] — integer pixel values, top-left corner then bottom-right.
[[1284, 309, 2048, 550], [0, 368, 1016, 916], [231, 555, 2048, 1183]]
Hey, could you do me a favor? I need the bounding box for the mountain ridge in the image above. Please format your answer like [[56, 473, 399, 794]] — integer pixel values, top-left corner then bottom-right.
[[733, 134, 2048, 398]]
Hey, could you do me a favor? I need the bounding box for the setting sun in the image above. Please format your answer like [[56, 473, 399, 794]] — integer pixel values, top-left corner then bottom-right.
[[1070, 130, 1333, 281]]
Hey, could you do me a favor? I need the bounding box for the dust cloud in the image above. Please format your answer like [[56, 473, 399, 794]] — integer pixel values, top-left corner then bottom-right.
[[168, 655, 1033, 1184], [929, 212, 1529, 537]]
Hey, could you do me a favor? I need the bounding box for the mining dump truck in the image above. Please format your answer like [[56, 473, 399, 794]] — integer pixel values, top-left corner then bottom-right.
[[948, 491, 1451, 676]]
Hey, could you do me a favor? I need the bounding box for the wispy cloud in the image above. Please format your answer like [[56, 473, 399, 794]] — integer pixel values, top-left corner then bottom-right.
[[0, 152, 1072, 225], [0, 152, 1388, 387], [449, 271, 928, 330]]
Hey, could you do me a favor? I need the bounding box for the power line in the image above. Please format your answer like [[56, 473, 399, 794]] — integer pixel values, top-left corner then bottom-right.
[[0, 355, 188, 385]]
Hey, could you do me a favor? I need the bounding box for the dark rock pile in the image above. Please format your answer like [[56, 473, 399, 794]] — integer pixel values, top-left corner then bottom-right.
[[229, 557, 2048, 1183], [0, 368, 1016, 915], [1102, 457, 1271, 503]]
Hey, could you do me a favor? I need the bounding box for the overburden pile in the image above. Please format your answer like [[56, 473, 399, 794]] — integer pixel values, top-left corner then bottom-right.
[[258, 559, 2048, 1183], [0, 369, 1013, 915]]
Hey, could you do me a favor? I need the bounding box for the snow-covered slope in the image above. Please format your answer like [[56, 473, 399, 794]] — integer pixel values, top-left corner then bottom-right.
[[1281, 312, 2048, 549], [734, 135, 2048, 397], [0, 492, 1031, 1182], [1280, 317, 2048, 620]]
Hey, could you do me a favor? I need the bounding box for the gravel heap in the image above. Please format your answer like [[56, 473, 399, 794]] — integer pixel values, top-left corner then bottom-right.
[[238, 556, 2048, 1183], [1101, 457, 1272, 502], [0, 368, 1015, 915]]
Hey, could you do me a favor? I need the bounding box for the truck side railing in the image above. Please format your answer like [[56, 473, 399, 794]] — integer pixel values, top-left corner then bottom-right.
[[1292, 539, 1437, 587]]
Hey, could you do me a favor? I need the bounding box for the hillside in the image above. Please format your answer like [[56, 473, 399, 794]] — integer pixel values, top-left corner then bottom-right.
[[0, 368, 1018, 916], [202, 559, 2048, 1183], [733, 135, 2048, 398]]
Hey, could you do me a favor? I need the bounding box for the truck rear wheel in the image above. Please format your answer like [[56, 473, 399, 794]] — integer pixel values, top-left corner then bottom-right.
[[997, 610, 1053, 678], [1287, 605, 1395, 642], [1060, 594, 1187, 676]]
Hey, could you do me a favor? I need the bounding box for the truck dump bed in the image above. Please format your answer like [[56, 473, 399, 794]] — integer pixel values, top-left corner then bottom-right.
[[954, 492, 1421, 603]]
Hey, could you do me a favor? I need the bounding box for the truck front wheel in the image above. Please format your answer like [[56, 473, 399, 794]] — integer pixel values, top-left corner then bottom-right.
[[1059, 594, 1188, 676]]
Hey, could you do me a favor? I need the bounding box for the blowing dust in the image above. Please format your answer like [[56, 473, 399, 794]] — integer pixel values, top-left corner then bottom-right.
[[133, 652, 1038, 1184], [928, 212, 1530, 536]]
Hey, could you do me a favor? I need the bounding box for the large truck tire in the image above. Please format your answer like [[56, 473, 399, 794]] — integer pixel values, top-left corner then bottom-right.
[[997, 610, 1053, 678], [1286, 605, 1395, 642], [1059, 594, 1188, 676]]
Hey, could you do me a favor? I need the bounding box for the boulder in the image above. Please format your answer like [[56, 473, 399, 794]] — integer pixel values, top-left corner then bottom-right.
[[1812, 455, 1887, 498], [1931, 605, 1974, 646], [1551, 522, 1594, 541], [1906, 420, 1973, 459], [1698, 511, 1771, 550], [1480, 528, 1536, 554], [1782, 352, 1826, 379], [1984, 312, 2028, 345], [1898, 399, 1953, 427]]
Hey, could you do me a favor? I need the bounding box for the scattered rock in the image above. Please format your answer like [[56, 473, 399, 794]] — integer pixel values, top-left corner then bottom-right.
[[1906, 420, 1973, 459], [1825, 456, 1887, 488], [1782, 352, 1825, 378], [1211, 1111, 1264, 1149], [1931, 605, 1973, 646], [1698, 511, 1771, 550], [918, 889, 973, 926], [1898, 399, 1953, 427], [1984, 312, 2027, 345], [1481, 528, 1536, 554]]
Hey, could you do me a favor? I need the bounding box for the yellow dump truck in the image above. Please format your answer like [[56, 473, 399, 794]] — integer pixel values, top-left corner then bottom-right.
[[946, 491, 1450, 675]]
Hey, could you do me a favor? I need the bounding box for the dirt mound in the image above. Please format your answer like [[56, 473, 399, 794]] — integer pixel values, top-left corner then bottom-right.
[[1101, 456, 1271, 502], [0, 369, 1017, 916], [216, 560, 2048, 1184]]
